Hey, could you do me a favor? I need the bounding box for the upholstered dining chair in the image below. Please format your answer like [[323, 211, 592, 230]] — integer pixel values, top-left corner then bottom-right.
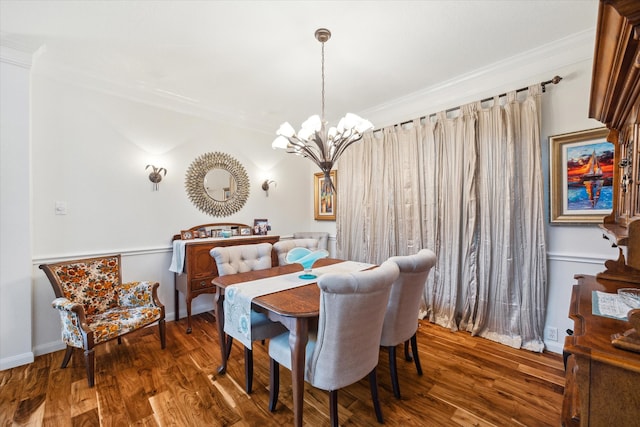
[[273, 238, 319, 266], [292, 231, 329, 251], [210, 242, 287, 394], [39, 254, 166, 387], [381, 249, 437, 399], [268, 260, 400, 426]]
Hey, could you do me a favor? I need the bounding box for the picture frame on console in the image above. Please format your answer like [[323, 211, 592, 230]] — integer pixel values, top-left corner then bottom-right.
[[253, 219, 270, 235], [549, 127, 613, 224]]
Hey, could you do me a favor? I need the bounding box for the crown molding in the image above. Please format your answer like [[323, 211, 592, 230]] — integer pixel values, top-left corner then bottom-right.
[[361, 28, 596, 129]]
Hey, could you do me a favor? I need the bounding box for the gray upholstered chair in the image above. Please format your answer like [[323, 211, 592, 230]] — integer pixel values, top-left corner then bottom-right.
[[292, 232, 329, 251], [210, 243, 287, 394], [381, 249, 437, 399], [273, 238, 319, 266], [268, 260, 400, 426]]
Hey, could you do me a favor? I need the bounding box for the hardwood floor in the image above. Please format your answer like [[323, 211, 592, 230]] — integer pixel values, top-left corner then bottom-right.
[[1, 313, 565, 426]]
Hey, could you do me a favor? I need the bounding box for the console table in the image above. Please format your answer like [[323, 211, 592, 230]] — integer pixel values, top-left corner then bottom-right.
[[562, 275, 640, 426], [171, 223, 279, 333]]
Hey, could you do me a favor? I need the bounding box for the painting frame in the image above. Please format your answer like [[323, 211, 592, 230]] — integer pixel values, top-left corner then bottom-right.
[[549, 127, 613, 224], [314, 170, 337, 221]]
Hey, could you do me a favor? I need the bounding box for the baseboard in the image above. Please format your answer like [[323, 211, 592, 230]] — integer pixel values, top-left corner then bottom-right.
[[544, 340, 564, 355], [0, 351, 34, 370]]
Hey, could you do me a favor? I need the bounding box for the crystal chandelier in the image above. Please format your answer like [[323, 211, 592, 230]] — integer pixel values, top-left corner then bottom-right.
[[272, 28, 373, 190]]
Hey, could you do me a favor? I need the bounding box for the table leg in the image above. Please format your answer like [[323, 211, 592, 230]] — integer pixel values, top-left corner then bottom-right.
[[214, 288, 227, 374], [289, 317, 309, 427]]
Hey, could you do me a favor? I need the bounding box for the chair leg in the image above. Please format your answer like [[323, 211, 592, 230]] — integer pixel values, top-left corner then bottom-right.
[[61, 345, 74, 368], [117, 337, 122, 345], [268, 358, 279, 412], [368, 368, 384, 424], [388, 346, 401, 399], [225, 335, 234, 361], [410, 333, 422, 375], [84, 348, 96, 387], [244, 346, 253, 394], [329, 389, 339, 427], [159, 319, 166, 349], [404, 340, 412, 361]]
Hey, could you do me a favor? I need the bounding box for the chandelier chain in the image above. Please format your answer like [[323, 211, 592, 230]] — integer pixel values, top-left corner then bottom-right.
[[321, 40, 326, 123]]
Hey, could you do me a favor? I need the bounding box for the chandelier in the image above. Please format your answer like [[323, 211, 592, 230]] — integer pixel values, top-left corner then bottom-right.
[[272, 28, 373, 190]]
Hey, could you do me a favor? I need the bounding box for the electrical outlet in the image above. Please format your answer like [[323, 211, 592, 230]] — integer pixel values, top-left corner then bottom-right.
[[546, 326, 558, 341]]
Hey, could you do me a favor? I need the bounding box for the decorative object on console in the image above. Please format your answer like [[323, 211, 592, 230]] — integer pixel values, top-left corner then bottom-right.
[[549, 127, 613, 223], [285, 247, 329, 279], [261, 179, 276, 197], [253, 218, 270, 235], [185, 152, 250, 217], [271, 28, 373, 191], [314, 170, 336, 221], [145, 164, 167, 191]]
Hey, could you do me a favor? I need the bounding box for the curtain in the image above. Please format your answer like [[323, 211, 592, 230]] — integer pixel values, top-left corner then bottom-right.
[[337, 86, 546, 351]]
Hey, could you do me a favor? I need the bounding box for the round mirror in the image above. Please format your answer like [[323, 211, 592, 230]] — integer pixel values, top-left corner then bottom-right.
[[185, 152, 249, 217]]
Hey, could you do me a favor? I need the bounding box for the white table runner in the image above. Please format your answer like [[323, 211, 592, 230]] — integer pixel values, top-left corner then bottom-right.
[[223, 261, 374, 349]]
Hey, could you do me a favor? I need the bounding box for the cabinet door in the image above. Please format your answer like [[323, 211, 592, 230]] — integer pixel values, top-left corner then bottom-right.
[[187, 244, 219, 279]]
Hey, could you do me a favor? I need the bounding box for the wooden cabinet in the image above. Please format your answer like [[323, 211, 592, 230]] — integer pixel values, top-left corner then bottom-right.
[[172, 223, 279, 333], [589, 0, 640, 282], [562, 275, 640, 426]]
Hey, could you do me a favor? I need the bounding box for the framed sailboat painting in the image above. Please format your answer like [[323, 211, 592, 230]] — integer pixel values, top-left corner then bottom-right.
[[550, 127, 613, 224]]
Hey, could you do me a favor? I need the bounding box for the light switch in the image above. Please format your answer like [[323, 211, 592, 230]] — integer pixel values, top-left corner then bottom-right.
[[55, 201, 67, 215]]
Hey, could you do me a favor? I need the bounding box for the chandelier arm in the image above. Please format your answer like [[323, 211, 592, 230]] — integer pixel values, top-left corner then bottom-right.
[[330, 134, 363, 162], [287, 136, 324, 165]]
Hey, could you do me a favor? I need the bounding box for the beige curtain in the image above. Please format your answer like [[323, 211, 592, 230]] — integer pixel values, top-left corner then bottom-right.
[[337, 86, 546, 351]]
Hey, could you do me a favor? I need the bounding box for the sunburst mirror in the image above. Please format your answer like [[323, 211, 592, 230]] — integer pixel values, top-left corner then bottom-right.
[[185, 152, 250, 217]]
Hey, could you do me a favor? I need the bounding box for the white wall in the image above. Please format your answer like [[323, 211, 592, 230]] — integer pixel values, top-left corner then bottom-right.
[[1, 28, 624, 369], [0, 44, 35, 369]]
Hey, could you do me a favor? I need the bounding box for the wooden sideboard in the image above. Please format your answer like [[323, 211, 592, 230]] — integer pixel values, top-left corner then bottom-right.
[[562, 275, 640, 426], [172, 223, 279, 333]]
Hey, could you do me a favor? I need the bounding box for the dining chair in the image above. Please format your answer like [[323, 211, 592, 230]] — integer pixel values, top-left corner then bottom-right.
[[292, 232, 329, 251], [381, 249, 437, 399], [210, 242, 287, 394], [273, 238, 319, 266], [268, 260, 400, 426], [39, 254, 166, 387]]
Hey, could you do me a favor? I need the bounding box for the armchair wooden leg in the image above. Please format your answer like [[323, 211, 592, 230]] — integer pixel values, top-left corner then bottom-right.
[[84, 348, 96, 387], [329, 389, 339, 427], [61, 345, 74, 368], [268, 358, 279, 412], [388, 346, 401, 399], [244, 346, 254, 394], [369, 368, 384, 424], [159, 319, 166, 349], [410, 333, 422, 375]]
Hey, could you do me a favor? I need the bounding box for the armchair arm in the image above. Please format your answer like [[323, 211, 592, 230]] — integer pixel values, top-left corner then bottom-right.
[[119, 281, 163, 309], [51, 297, 90, 348]]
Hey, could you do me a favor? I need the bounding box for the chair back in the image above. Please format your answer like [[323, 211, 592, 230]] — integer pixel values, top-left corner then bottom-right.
[[293, 232, 329, 250], [380, 249, 437, 346], [306, 260, 399, 391], [39, 255, 122, 316], [273, 239, 319, 266], [210, 243, 273, 276]]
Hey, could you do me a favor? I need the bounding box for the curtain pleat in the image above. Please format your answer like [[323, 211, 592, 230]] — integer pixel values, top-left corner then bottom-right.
[[337, 85, 547, 351]]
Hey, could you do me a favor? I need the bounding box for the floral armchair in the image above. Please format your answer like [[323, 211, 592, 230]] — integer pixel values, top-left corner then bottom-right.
[[39, 254, 166, 387]]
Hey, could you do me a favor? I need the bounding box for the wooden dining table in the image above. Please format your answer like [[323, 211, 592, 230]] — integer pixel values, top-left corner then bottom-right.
[[211, 258, 343, 427]]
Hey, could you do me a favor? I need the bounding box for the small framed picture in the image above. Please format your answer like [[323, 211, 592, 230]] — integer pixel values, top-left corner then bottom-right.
[[198, 229, 208, 238], [253, 219, 269, 235], [314, 170, 337, 221], [549, 127, 614, 223], [180, 230, 194, 240], [240, 226, 252, 236]]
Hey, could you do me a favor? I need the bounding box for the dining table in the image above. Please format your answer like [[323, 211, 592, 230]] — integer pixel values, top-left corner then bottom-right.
[[211, 258, 344, 427]]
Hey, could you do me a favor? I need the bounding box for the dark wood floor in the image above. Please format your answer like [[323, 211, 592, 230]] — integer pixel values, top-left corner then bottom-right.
[[1, 312, 565, 426]]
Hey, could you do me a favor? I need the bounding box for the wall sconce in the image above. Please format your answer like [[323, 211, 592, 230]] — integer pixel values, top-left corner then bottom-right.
[[262, 179, 276, 197], [146, 165, 167, 191]]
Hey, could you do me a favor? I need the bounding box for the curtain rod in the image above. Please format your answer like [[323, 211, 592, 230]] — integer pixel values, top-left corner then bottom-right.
[[381, 75, 563, 130]]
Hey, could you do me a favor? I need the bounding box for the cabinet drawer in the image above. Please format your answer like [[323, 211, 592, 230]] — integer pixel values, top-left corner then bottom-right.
[[190, 277, 216, 292]]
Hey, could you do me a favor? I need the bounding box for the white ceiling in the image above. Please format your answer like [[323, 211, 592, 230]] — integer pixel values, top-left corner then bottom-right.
[[1, 1, 598, 134]]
